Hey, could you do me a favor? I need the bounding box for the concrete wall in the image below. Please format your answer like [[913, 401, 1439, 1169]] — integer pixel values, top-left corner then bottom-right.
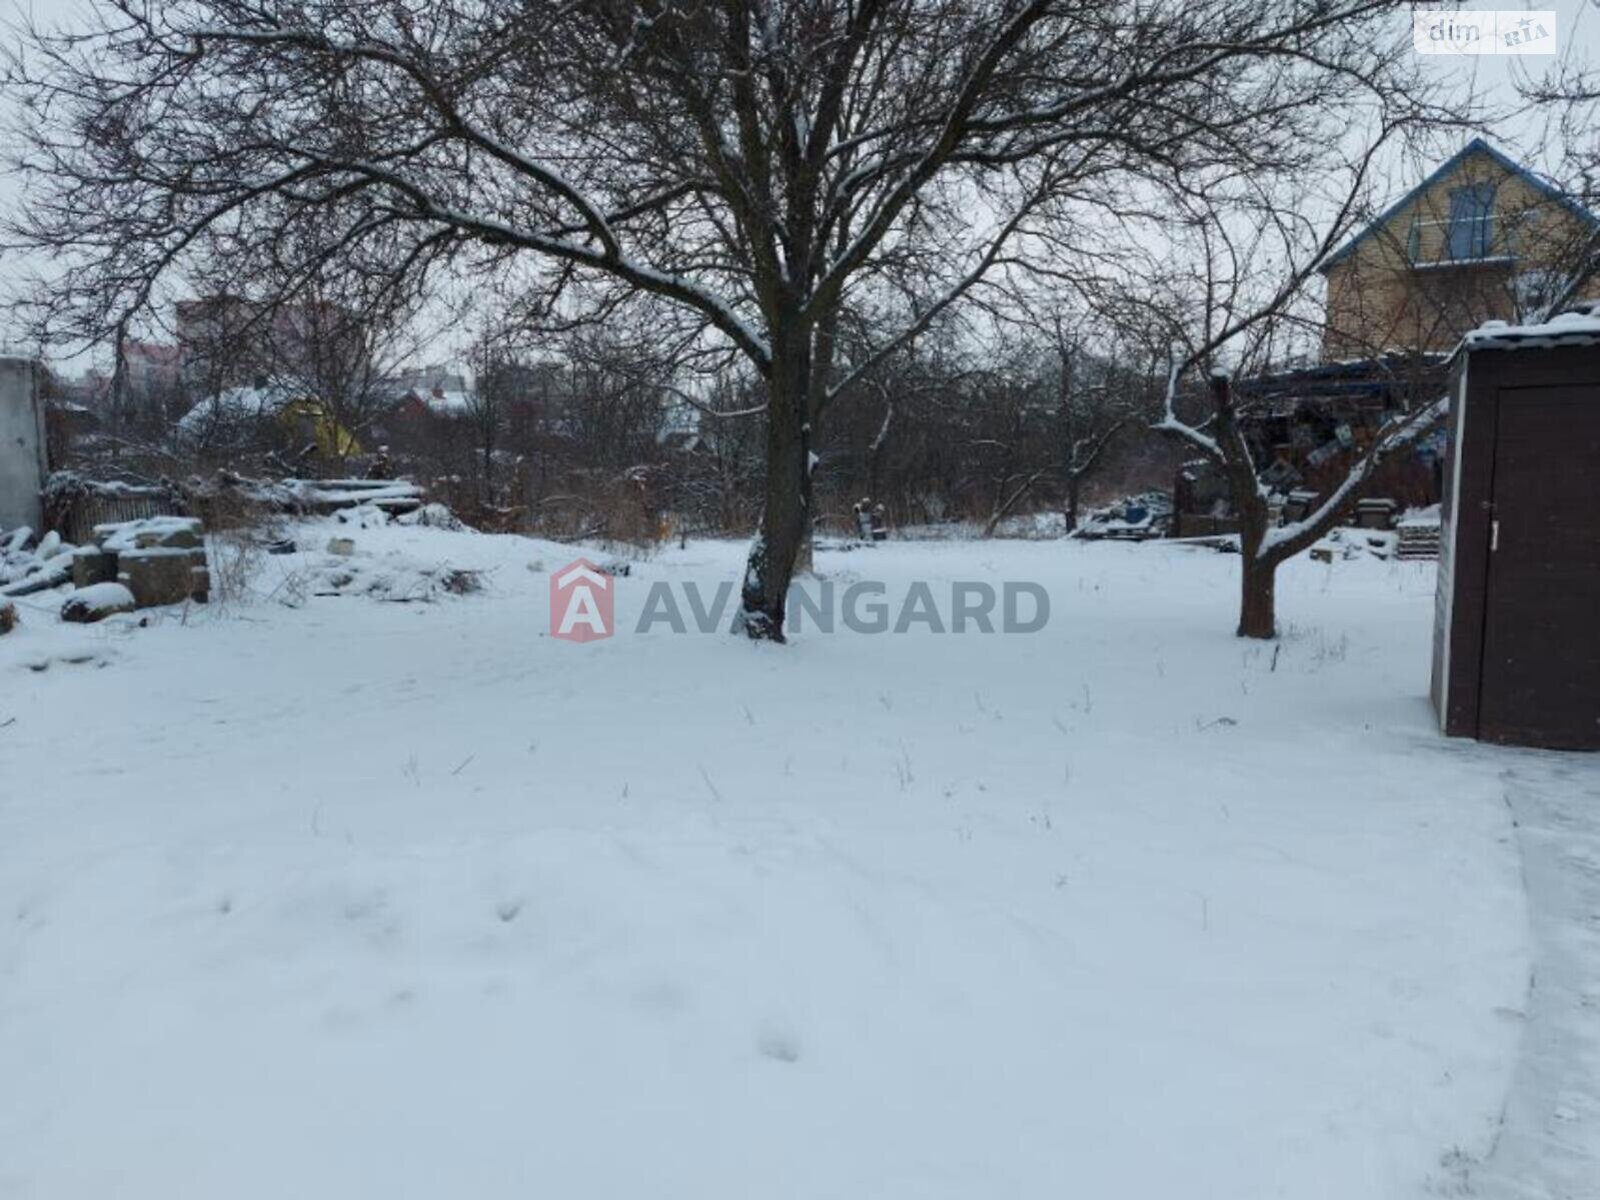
[[0, 357, 47, 533]]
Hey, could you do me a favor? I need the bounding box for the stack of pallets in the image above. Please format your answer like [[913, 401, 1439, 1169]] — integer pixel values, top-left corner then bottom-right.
[[1396, 509, 1441, 560]]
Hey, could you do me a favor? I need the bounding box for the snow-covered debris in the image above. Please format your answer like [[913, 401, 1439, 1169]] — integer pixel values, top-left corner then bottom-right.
[[329, 503, 397, 529], [292, 541, 486, 603], [94, 515, 203, 552], [305, 480, 425, 513], [43, 472, 177, 506], [396, 502, 467, 531], [59, 581, 135, 622], [1309, 526, 1399, 562], [1074, 491, 1173, 541], [189, 472, 425, 517], [0, 525, 79, 596], [76, 515, 212, 607]]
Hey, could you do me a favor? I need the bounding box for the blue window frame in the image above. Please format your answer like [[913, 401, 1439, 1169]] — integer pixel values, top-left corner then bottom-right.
[[1447, 184, 1496, 259]]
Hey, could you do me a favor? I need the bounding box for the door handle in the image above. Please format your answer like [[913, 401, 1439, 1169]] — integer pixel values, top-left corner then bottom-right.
[[1491, 519, 1500, 552]]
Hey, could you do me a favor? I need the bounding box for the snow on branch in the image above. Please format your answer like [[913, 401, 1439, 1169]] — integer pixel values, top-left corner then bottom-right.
[[1152, 361, 1221, 457]]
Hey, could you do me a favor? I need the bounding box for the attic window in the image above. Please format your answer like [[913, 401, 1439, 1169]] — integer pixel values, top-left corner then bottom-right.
[[1406, 215, 1422, 261], [1446, 183, 1495, 259]]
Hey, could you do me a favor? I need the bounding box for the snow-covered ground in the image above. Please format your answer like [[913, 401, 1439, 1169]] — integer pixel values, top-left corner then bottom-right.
[[0, 520, 1593, 1199]]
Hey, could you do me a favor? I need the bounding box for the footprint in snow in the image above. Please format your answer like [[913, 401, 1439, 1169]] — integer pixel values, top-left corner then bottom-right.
[[632, 981, 688, 1016], [756, 1029, 801, 1063]]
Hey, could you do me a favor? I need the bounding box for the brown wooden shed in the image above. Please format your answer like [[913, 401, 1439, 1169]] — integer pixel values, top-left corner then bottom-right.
[[1431, 315, 1600, 750]]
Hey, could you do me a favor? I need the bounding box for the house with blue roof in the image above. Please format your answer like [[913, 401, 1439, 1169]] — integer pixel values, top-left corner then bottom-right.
[[1319, 139, 1598, 360]]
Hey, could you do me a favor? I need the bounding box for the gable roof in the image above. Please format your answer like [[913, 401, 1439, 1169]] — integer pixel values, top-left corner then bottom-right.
[[1318, 138, 1598, 274]]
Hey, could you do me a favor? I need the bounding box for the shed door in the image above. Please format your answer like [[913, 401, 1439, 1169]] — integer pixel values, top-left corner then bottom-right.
[[1478, 384, 1600, 749]]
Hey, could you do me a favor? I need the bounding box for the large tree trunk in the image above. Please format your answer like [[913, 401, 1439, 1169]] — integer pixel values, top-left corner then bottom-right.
[[1065, 472, 1082, 532], [1238, 552, 1278, 639], [1234, 504, 1280, 639], [740, 344, 812, 641]]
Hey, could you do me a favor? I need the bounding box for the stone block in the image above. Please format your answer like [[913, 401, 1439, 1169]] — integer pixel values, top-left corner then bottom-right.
[[71, 547, 118, 588], [61, 582, 135, 623], [117, 547, 209, 607]]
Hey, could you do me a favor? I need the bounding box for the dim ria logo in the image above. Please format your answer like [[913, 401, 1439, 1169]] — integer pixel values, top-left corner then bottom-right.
[[550, 558, 1050, 641], [1413, 8, 1555, 55]]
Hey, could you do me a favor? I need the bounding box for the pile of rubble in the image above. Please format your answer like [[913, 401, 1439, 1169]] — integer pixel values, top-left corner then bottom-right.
[[1074, 491, 1174, 541], [1, 525, 76, 596], [1307, 505, 1442, 564], [294, 534, 484, 604], [70, 517, 210, 616], [44, 471, 426, 544], [190, 472, 425, 517], [2, 473, 471, 634], [1309, 527, 1400, 563], [0, 515, 211, 626]]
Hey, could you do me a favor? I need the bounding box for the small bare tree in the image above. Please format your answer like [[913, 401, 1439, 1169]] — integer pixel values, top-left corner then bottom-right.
[[1144, 147, 1447, 638], [260, 283, 419, 471], [464, 340, 517, 508], [1037, 315, 1165, 530]]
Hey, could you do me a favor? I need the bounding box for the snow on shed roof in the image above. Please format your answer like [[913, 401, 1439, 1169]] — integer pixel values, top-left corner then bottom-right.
[[1460, 309, 1600, 352]]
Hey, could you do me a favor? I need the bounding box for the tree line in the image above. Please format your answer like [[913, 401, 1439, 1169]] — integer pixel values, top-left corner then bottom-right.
[[7, 0, 1598, 639]]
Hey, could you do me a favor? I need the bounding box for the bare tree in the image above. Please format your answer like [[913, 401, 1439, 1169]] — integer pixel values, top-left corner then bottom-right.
[[1037, 315, 1163, 531], [164, 248, 423, 473], [1522, 52, 1600, 318], [966, 350, 1050, 537], [1143, 151, 1447, 638], [261, 283, 419, 471], [7, 0, 1432, 638], [813, 311, 1170, 533], [560, 326, 676, 473], [464, 340, 517, 507]]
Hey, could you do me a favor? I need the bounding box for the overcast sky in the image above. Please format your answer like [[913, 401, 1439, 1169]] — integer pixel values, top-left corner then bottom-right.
[[1, 0, 1595, 368]]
